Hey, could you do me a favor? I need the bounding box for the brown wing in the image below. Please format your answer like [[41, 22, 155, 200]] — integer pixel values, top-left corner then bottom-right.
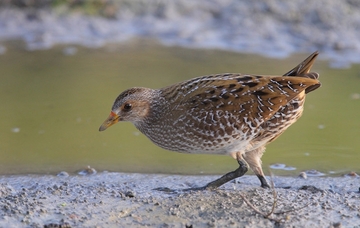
[[162, 73, 320, 128]]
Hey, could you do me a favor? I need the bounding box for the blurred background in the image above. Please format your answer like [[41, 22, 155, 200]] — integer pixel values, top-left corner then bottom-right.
[[0, 0, 359, 176]]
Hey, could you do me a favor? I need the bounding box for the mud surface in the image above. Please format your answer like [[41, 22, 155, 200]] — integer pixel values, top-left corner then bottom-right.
[[0, 173, 359, 227]]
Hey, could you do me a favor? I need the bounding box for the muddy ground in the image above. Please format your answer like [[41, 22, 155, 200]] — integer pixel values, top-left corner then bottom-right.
[[0, 172, 359, 228]]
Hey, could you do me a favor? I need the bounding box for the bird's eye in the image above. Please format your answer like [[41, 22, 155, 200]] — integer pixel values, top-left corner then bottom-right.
[[123, 103, 132, 111]]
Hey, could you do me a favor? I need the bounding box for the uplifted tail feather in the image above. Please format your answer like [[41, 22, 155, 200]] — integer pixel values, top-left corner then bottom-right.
[[284, 51, 319, 77], [284, 51, 321, 93]]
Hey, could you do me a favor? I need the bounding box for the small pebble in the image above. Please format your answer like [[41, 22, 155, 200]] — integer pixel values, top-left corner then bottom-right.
[[298, 172, 307, 179], [344, 171, 358, 177], [299, 185, 323, 193], [125, 191, 135, 198], [44, 222, 71, 228], [331, 222, 342, 228], [78, 166, 97, 176], [57, 171, 69, 177]]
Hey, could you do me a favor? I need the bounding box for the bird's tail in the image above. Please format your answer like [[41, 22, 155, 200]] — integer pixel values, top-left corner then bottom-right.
[[283, 51, 321, 93]]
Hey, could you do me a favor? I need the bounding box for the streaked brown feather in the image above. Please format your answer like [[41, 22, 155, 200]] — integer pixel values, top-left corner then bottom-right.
[[163, 74, 319, 129]]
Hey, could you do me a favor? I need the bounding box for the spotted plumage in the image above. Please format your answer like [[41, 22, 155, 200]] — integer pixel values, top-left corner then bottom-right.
[[100, 51, 321, 190]]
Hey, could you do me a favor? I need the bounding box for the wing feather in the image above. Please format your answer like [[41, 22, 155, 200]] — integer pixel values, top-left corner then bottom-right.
[[161, 74, 319, 128]]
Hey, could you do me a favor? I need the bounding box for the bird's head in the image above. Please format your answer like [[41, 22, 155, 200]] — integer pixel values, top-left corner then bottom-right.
[[99, 87, 154, 131]]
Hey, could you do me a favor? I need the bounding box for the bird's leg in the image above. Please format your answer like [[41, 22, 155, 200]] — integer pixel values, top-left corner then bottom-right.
[[243, 146, 270, 188], [154, 157, 249, 192], [202, 158, 249, 190]]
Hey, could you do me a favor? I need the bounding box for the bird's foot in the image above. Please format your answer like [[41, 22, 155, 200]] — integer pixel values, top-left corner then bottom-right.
[[153, 187, 179, 193], [153, 185, 213, 193], [257, 175, 271, 188]]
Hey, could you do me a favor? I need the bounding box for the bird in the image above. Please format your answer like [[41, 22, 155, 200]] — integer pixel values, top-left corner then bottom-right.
[[99, 51, 321, 190]]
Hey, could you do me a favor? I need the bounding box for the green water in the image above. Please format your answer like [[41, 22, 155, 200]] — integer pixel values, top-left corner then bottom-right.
[[1, 40, 359, 176]]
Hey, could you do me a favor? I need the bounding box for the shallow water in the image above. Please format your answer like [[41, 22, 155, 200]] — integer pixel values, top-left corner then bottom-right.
[[0, 40, 359, 176]]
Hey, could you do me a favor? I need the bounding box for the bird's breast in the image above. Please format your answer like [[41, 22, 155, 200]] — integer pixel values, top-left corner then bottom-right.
[[137, 109, 258, 154]]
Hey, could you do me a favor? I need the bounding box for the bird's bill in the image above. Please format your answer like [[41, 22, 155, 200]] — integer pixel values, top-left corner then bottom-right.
[[99, 111, 120, 131]]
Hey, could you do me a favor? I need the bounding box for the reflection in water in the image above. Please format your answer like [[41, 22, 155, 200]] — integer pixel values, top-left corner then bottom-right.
[[0, 41, 359, 176]]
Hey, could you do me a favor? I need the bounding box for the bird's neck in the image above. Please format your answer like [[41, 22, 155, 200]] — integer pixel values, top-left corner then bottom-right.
[[134, 90, 170, 132]]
